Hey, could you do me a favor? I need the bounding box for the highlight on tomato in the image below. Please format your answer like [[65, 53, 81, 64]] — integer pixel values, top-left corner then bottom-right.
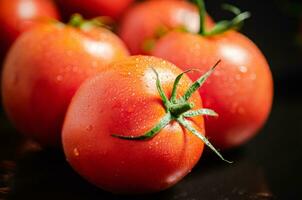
[[2, 14, 129, 146], [152, 0, 274, 149], [62, 56, 230, 194]]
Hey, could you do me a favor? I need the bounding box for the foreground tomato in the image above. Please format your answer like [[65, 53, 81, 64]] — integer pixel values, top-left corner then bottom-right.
[[152, 1, 273, 149], [0, 0, 59, 62], [2, 16, 129, 146], [55, 0, 134, 20], [119, 0, 214, 55], [63, 56, 228, 194]]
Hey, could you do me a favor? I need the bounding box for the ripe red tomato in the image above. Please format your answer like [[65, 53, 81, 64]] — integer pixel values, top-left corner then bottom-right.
[[152, 2, 273, 149], [63, 56, 215, 193], [119, 0, 214, 55], [0, 0, 59, 61], [55, 0, 134, 20], [2, 18, 129, 146]]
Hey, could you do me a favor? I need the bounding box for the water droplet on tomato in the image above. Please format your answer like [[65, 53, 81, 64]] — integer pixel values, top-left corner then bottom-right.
[[56, 75, 63, 82], [73, 148, 79, 156], [86, 125, 93, 132], [239, 66, 247, 73]]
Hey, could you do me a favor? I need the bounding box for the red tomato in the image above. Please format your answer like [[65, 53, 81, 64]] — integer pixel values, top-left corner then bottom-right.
[[2, 19, 129, 146], [0, 0, 59, 61], [119, 0, 214, 55], [55, 0, 134, 20], [152, 3, 273, 149], [62, 56, 207, 193]]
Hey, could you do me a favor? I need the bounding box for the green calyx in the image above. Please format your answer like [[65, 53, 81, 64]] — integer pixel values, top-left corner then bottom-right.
[[68, 13, 112, 30], [112, 60, 232, 163], [196, 0, 251, 36]]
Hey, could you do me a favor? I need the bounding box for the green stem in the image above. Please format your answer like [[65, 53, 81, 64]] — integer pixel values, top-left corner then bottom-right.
[[194, 0, 251, 36], [112, 113, 172, 140], [112, 62, 231, 163], [169, 102, 194, 117], [68, 13, 112, 30], [151, 68, 170, 110], [177, 117, 232, 163], [170, 69, 196, 103], [182, 60, 220, 102], [68, 13, 84, 28], [183, 108, 218, 118], [196, 0, 207, 35]]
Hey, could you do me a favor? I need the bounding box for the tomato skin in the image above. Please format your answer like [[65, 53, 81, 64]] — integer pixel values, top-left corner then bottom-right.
[[119, 0, 214, 55], [62, 56, 204, 194], [152, 31, 273, 149], [0, 0, 59, 60], [55, 0, 134, 20], [2, 23, 129, 146]]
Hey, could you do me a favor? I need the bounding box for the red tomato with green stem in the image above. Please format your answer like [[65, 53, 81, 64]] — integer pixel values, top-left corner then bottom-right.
[[0, 0, 59, 61], [62, 56, 230, 194], [2, 14, 129, 146], [119, 0, 214, 55], [55, 0, 134, 21], [152, 0, 274, 149]]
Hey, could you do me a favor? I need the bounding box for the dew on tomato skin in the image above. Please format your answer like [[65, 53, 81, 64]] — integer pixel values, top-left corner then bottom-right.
[[86, 125, 93, 132], [56, 75, 63, 82], [64, 65, 72, 72], [73, 148, 80, 157], [239, 65, 248, 73]]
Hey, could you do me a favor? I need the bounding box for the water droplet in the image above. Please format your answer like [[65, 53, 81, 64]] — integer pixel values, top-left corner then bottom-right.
[[239, 66, 247, 73], [56, 75, 63, 82], [73, 148, 79, 156], [86, 125, 93, 132]]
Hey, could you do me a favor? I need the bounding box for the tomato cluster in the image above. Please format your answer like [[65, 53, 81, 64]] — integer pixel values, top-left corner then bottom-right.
[[0, 0, 273, 194]]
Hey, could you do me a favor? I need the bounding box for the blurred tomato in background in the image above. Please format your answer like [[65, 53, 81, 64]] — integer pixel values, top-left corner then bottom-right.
[[55, 0, 134, 21], [0, 0, 59, 63], [119, 0, 213, 55]]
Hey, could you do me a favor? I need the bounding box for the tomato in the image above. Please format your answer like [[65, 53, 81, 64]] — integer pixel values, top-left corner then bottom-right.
[[62, 56, 228, 194], [0, 0, 59, 62], [152, 1, 274, 149], [2, 16, 129, 146], [119, 0, 214, 55], [55, 0, 134, 20]]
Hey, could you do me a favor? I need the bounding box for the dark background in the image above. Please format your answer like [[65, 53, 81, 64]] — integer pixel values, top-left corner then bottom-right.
[[1, 0, 302, 199]]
